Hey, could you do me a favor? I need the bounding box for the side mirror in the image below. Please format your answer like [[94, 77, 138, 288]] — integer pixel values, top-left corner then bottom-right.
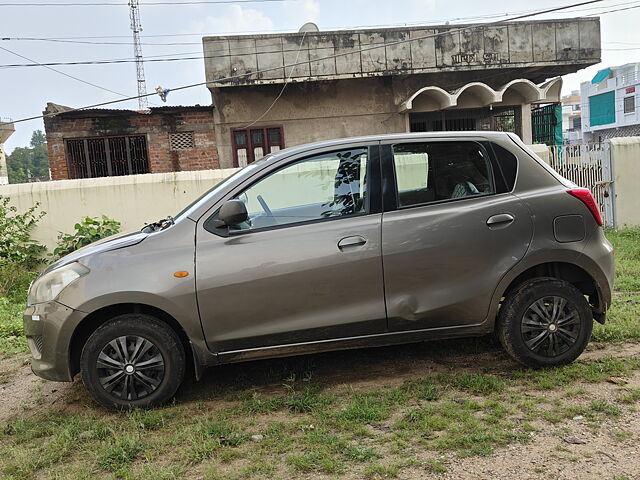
[[218, 199, 248, 227]]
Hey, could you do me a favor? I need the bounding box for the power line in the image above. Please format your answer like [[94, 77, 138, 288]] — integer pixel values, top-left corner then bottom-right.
[[4, 2, 639, 71], [3, 0, 639, 45], [243, 32, 306, 129], [0, 0, 293, 5], [0, 45, 135, 98], [5, 0, 609, 125], [3, 1, 639, 70]]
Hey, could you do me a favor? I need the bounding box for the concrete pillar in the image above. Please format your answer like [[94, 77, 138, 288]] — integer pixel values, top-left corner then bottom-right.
[[519, 103, 533, 145], [527, 144, 551, 165], [610, 137, 640, 227]]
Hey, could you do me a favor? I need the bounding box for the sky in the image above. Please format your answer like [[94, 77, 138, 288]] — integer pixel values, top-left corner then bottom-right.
[[1, 0, 639, 152]]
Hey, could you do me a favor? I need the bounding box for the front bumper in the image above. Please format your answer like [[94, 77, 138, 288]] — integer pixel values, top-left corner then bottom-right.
[[23, 301, 87, 382]]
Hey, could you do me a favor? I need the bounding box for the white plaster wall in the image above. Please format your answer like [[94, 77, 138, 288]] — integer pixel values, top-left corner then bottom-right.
[[610, 137, 640, 227], [0, 169, 237, 251]]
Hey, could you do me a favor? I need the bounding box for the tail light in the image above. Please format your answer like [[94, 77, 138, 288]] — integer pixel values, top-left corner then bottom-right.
[[567, 188, 603, 226]]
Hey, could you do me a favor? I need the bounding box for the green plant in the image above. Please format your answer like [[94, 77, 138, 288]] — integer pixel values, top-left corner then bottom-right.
[[53, 215, 121, 258], [0, 196, 46, 268]]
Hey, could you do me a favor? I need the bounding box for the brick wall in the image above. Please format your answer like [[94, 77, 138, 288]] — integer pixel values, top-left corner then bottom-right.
[[44, 107, 219, 180]]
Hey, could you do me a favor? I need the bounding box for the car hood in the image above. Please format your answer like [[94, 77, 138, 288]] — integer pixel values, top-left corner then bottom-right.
[[44, 230, 148, 274]]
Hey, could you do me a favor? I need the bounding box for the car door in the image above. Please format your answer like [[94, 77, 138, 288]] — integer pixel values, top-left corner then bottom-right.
[[195, 143, 387, 352], [381, 138, 533, 331]]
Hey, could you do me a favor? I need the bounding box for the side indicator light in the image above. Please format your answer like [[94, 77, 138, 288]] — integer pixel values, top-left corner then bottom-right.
[[173, 271, 189, 278]]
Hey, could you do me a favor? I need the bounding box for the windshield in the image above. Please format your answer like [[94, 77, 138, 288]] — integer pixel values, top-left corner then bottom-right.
[[173, 158, 270, 222]]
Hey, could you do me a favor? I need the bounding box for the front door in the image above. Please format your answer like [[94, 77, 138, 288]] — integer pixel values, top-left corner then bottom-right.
[[381, 139, 533, 331], [195, 145, 387, 352]]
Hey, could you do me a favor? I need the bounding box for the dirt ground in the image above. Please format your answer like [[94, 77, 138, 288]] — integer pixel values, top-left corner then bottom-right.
[[2, 341, 640, 479]]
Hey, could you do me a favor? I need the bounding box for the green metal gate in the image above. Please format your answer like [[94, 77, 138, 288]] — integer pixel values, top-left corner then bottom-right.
[[532, 103, 563, 146]]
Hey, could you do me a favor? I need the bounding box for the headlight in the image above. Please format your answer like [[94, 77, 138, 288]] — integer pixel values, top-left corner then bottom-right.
[[27, 262, 90, 306]]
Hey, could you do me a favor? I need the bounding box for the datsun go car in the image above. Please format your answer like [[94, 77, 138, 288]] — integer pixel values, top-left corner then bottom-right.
[[24, 132, 614, 409]]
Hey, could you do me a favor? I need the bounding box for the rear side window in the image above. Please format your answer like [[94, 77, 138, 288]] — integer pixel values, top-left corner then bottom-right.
[[489, 143, 518, 192], [392, 142, 494, 208]]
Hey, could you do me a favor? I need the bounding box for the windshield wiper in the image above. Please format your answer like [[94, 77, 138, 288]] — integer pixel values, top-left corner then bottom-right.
[[142, 216, 174, 233]]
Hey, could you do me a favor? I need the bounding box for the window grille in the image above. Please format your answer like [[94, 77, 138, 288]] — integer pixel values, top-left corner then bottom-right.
[[65, 135, 149, 179], [169, 132, 195, 150]]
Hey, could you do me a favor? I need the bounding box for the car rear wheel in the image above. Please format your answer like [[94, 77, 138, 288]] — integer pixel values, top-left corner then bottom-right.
[[80, 314, 185, 409], [497, 278, 593, 368]]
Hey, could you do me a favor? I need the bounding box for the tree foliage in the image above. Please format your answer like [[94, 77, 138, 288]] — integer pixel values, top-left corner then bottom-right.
[[7, 130, 50, 184]]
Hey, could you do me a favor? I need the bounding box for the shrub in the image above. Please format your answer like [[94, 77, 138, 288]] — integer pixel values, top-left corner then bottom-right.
[[0, 263, 36, 302], [0, 196, 46, 268], [53, 215, 121, 259]]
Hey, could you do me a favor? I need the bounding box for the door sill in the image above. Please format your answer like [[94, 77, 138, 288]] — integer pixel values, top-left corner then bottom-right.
[[216, 322, 489, 364]]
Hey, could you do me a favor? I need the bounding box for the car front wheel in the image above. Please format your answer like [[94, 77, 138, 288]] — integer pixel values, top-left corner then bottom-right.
[[80, 314, 185, 409], [497, 278, 593, 368]]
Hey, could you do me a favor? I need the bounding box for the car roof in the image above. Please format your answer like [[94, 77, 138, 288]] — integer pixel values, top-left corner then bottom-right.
[[266, 131, 514, 162]]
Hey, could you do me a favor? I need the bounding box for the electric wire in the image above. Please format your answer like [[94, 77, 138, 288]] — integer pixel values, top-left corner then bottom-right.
[[2, 0, 611, 125], [3, 1, 638, 70]]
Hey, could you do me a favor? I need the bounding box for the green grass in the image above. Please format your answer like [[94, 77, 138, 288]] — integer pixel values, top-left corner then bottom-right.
[[606, 228, 640, 292], [2, 353, 640, 479], [0, 298, 26, 358]]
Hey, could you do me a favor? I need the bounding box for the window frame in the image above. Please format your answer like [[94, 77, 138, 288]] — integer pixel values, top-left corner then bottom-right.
[[382, 140, 500, 212], [231, 125, 285, 167], [623, 96, 635, 114], [205, 144, 381, 237]]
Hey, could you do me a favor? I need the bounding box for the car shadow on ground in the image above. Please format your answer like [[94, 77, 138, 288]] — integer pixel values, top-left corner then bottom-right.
[[175, 335, 514, 403]]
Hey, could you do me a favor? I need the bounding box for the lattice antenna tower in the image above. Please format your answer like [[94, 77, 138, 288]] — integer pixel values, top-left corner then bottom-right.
[[129, 0, 148, 109]]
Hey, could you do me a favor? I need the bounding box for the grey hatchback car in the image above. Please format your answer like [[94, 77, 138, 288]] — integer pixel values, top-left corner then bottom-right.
[[24, 132, 614, 409]]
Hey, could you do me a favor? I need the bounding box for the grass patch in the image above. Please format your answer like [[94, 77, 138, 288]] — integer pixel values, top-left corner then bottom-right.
[[511, 356, 640, 389], [606, 228, 640, 292], [438, 372, 505, 395], [593, 295, 640, 342], [0, 298, 27, 358], [2, 354, 640, 479]]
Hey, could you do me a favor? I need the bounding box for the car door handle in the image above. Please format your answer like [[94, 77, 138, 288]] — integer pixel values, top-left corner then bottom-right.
[[486, 213, 515, 226], [338, 235, 367, 250]]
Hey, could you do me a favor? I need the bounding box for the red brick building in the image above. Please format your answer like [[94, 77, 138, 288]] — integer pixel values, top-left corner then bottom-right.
[[44, 103, 219, 180]]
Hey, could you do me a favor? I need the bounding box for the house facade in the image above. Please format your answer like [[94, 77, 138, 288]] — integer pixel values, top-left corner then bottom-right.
[[580, 62, 640, 142], [562, 90, 583, 144], [44, 104, 219, 180], [203, 18, 601, 167]]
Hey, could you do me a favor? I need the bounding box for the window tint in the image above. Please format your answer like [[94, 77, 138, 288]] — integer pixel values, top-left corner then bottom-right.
[[489, 143, 518, 192], [231, 148, 368, 231], [392, 142, 493, 207]]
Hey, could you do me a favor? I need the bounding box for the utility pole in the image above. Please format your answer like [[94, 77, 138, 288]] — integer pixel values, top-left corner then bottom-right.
[[129, 0, 148, 109]]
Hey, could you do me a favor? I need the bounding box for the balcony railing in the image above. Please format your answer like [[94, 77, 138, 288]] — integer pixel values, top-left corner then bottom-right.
[[619, 70, 639, 88]]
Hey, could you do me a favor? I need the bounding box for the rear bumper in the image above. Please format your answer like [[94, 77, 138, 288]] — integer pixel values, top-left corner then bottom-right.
[[23, 301, 87, 382]]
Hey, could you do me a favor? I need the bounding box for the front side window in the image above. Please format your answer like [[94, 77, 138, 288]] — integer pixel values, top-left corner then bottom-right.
[[392, 142, 493, 208], [231, 148, 368, 231]]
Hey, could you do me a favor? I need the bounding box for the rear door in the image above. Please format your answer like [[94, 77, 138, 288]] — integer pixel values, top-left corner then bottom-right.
[[195, 143, 387, 352], [381, 138, 533, 331]]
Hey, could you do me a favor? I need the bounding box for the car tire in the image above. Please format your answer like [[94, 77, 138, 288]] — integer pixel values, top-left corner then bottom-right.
[[80, 314, 185, 409], [497, 277, 593, 368]]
